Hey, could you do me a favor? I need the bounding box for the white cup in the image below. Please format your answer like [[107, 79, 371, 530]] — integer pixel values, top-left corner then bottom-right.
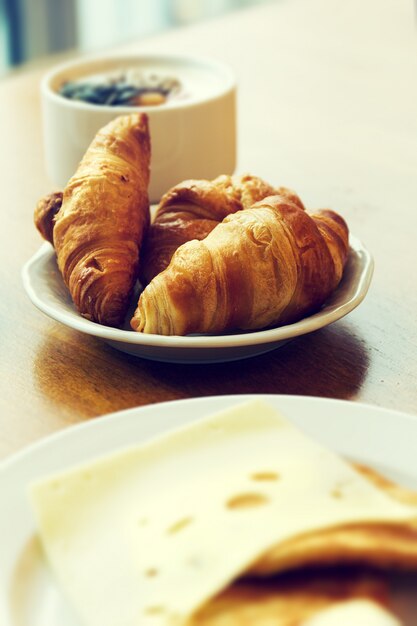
[[41, 53, 237, 202]]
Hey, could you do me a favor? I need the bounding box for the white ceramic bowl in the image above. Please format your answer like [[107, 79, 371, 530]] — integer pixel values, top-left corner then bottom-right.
[[41, 53, 237, 202], [22, 236, 373, 364]]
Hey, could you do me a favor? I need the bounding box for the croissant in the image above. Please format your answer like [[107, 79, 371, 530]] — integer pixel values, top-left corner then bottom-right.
[[140, 174, 304, 285], [34, 191, 63, 244], [46, 113, 151, 327], [131, 194, 349, 335]]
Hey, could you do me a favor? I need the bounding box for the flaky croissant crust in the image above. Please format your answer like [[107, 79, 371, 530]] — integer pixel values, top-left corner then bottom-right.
[[140, 174, 304, 285], [131, 193, 349, 335], [52, 113, 151, 327]]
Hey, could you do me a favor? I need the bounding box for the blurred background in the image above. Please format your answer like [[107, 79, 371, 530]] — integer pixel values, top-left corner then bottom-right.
[[0, 0, 270, 77]]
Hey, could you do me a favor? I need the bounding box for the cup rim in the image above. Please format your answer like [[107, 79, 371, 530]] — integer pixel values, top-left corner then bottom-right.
[[41, 52, 237, 114]]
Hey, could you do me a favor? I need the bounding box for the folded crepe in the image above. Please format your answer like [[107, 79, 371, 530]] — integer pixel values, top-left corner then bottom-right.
[[191, 573, 401, 625], [30, 401, 416, 626], [251, 463, 417, 576]]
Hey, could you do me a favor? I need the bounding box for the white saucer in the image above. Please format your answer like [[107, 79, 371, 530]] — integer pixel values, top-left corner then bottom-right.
[[22, 236, 373, 364], [1, 395, 416, 625]]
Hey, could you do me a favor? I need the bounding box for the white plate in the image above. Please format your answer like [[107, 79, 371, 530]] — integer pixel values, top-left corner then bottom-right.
[[1, 394, 416, 626], [21, 236, 373, 364]]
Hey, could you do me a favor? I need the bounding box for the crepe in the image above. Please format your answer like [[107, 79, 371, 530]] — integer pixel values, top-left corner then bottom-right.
[[252, 464, 417, 576], [191, 573, 401, 625]]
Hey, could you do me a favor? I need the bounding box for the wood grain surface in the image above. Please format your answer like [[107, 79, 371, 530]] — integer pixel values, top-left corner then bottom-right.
[[0, 0, 416, 460]]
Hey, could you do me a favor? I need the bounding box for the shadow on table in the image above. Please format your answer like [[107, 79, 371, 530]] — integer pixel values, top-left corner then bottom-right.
[[143, 320, 370, 399], [32, 320, 370, 419]]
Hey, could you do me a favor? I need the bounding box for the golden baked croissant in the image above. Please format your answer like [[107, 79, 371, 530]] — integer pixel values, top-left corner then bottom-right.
[[140, 174, 304, 284], [34, 191, 63, 244], [131, 193, 349, 335], [40, 113, 151, 327]]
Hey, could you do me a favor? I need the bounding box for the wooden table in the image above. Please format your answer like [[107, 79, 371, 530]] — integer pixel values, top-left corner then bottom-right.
[[1, 0, 416, 460]]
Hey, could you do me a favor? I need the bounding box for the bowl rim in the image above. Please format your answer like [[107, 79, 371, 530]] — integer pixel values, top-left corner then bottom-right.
[[22, 235, 374, 350], [41, 52, 237, 114]]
